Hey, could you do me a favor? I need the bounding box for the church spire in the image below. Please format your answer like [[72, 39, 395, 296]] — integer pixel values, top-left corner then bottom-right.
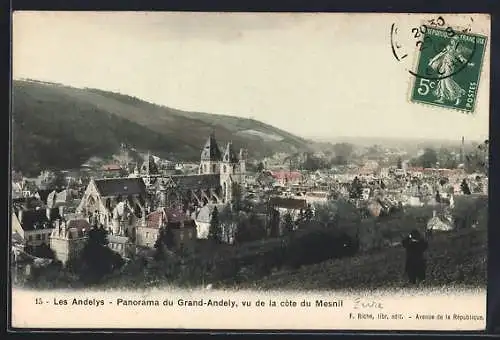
[[223, 141, 238, 164], [201, 132, 222, 161]]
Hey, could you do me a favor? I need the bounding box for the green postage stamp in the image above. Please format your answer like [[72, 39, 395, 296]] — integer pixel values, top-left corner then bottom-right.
[[410, 27, 487, 113]]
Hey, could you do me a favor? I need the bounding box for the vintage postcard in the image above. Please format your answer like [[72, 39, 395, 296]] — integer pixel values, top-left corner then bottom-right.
[[10, 12, 490, 331]]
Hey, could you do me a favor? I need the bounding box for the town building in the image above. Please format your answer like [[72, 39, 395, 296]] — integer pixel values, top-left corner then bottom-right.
[[76, 177, 148, 238], [137, 207, 197, 252], [268, 170, 302, 187], [108, 234, 135, 259], [11, 198, 62, 251], [49, 218, 90, 265]]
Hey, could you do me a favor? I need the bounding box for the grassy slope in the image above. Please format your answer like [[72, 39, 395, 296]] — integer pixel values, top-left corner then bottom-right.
[[236, 195, 488, 291], [240, 226, 487, 291], [12, 80, 310, 175]]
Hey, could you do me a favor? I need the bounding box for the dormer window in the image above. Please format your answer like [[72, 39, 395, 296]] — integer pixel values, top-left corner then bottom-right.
[[223, 165, 227, 173]]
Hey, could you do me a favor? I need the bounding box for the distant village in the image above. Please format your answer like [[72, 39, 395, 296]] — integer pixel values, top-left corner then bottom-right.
[[10, 133, 488, 283]]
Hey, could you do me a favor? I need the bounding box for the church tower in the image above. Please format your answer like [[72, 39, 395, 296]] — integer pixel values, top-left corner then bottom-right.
[[199, 132, 222, 175], [140, 152, 159, 187], [220, 142, 239, 203], [239, 148, 247, 184]]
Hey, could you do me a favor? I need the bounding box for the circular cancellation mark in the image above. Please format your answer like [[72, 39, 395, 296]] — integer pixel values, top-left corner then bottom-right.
[[390, 15, 479, 81]]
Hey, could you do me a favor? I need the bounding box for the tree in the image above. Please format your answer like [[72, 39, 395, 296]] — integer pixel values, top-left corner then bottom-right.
[[268, 208, 281, 237], [154, 226, 176, 260], [234, 213, 266, 243], [397, 157, 403, 169], [304, 204, 314, 222], [439, 177, 449, 186], [31, 243, 56, 259], [257, 172, 275, 187], [465, 141, 488, 174], [313, 202, 338, 228], [47, 170, 67, 190], [74, 225, 123, 284], [419, 148, 438, 168], [380, 180, 386, 190], [231, 184, 243, 211], [301, 153, 323, 171], [209, 207, 222, 243], [283, 212, 294, 235], [461, 179, 471, 195], [349, 176, 363, 199], [332, 143, 354, 162], [256, 162, 264, 172]]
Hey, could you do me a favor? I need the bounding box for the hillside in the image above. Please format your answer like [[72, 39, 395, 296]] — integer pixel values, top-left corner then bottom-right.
[[239, 226, 487, 291], [12, 79, 311, 176]]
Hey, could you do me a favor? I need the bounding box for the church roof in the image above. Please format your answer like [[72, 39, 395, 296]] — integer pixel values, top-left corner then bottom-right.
[[223, 142, 239, 163], [170, 174, 221, 190], [93, 178, 146, 197], [201, 133, 222, 161]]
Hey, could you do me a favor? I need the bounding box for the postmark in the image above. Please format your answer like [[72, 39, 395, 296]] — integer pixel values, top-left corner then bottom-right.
[[391, 16, 488, 113]]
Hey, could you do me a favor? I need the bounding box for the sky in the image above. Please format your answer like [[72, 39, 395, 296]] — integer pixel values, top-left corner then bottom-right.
[[12, 12, 490, 141]]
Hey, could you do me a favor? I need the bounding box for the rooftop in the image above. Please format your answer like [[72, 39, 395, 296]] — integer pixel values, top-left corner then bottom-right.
[[93, 177, 146, 197]]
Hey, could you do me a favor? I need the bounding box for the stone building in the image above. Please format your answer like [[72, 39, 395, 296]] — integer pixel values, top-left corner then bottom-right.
[[49, 218, 90, 265], [136, 207, 197, 252], [76, 177, 148, 239], [11, 197, 62, 251]]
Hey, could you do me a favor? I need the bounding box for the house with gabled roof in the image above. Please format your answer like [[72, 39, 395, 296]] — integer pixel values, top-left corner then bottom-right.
[[136, 207, 197, 252], [50, 218, 90, 265], [76, 177, 148, 238], [12, 202, 62, 251]]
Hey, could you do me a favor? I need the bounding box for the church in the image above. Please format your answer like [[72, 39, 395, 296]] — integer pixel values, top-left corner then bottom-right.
[[74, 133, 247, 249], [134, 132, 247, 210]]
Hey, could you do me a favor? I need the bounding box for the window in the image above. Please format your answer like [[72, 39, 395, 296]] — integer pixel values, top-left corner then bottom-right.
[[36, 234, 41, 241], [212, 164, 216, 173], [188, 231, 193, 239], [41, 234, 45, 241], [28, 235, 33, 241], [180, 232, 184, 241], [146, 232, 149, 239], [204, 164, 207, 172], [223, 165, 227, 173]]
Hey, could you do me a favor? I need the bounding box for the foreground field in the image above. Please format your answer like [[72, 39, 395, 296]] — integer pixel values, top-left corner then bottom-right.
[[236, 225, 487, 291]]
